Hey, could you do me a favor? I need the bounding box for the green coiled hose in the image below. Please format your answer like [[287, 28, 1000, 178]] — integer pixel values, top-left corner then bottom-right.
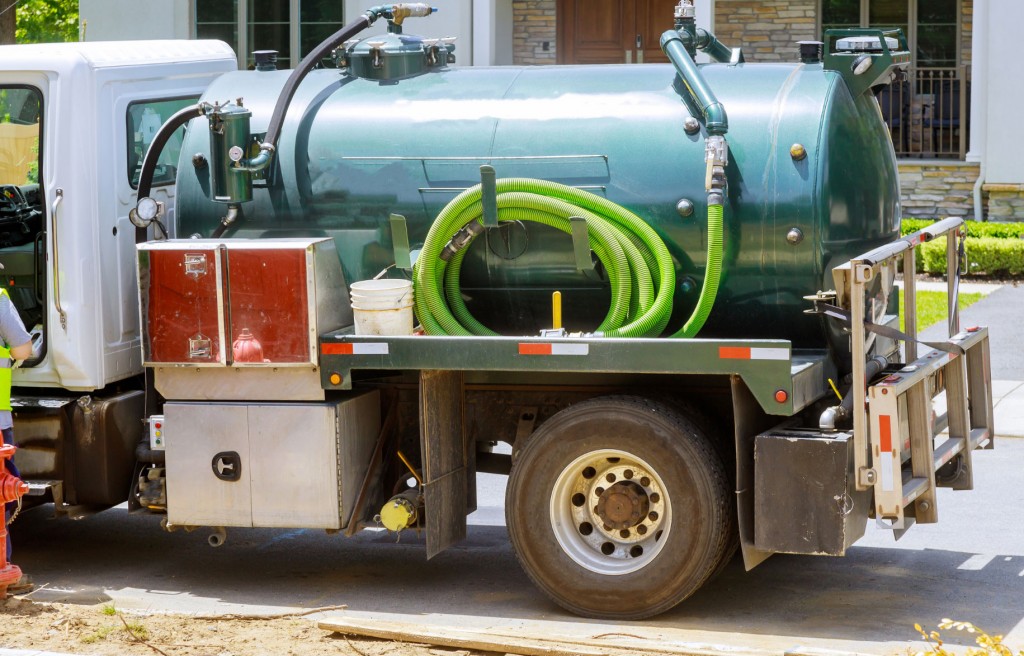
[[413, 177, 723, 338]]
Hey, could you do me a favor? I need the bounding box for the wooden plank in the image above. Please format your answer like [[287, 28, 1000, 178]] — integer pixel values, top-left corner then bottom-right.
[[419, 369, 467, 558], [317, 617, 774, 656]]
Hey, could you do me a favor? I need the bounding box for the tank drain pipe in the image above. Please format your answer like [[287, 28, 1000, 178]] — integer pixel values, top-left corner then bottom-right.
[[819, 356, 888, 431], [972, 158, 986, 222]]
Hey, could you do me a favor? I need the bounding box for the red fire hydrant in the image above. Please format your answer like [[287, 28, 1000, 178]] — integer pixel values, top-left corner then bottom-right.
[[0, 431, 28, 597]]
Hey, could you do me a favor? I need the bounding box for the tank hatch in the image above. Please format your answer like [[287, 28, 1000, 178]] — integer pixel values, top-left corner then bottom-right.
[[338, 33, 455, 82]]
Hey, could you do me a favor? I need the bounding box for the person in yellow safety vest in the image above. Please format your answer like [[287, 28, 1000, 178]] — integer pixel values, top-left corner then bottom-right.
[[0, 280, 33, 596]]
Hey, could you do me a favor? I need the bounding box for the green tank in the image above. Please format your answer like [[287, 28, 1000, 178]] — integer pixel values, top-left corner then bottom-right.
[[174, 39, 901, 349]]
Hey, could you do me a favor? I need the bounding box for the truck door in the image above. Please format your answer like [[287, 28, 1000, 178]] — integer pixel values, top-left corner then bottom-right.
[[0, 83, 46, 361]]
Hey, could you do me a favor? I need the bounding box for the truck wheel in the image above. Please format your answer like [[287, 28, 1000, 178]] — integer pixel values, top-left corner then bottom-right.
[[506, 395, 732, 619]]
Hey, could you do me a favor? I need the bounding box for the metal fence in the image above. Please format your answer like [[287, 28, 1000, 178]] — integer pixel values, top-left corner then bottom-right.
[[876, 65, 970, 160]]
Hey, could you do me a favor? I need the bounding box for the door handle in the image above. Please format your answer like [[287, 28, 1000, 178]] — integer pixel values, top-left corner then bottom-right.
[[51, 188, 67, 332], [625, 49, 633, 64], [212, 451, 242, 482]]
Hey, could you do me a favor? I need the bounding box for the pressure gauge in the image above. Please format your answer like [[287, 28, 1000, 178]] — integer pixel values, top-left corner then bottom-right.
[[228, 145, 245, 162]]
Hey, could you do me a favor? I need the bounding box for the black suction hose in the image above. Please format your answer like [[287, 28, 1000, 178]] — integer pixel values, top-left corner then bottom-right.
[[206, 13, 377, 241], [138, 7, 417, 242], [263, 15, 372, 148], [134, 103, 204, 244]]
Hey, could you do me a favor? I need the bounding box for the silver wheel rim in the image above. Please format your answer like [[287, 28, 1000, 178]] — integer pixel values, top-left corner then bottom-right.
[[549, 448, 671, 575]]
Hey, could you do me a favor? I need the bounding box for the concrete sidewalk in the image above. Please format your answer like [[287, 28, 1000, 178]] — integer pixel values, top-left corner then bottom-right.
[[912, 280, 1024, 437], [993, 380, 1024, 438]]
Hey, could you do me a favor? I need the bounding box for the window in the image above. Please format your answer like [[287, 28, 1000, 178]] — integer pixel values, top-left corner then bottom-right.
[[127, 97, 200, 188], [300, 0, 344, 61], [196, 0, 240, 56], [820, 0, 959, 67], [249, 0, 292, 67], [0, 88, 41, 189], [824, 0, 968, 159], [0, 86, 46, 336], [194, 0, 346, 69]]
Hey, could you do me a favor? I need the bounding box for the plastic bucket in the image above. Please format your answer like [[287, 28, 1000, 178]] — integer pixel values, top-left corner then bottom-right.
[[350, 279, 415, 336]]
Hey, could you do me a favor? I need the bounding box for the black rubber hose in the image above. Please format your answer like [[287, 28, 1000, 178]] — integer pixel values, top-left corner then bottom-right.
[[135, 440, 166, 465], [263, 14, 372, 148], [135, 103, 203, 243]]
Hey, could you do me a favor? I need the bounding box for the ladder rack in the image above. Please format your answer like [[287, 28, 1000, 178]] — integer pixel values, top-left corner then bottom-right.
[[837, 216, 994, 530]]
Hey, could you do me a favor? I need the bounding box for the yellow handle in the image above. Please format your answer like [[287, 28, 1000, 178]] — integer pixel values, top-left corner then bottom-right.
[[828, 378, 843, 402]]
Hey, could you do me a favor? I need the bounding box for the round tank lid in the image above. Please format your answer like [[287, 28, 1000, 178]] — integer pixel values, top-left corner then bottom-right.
[[343, 33, 454, 81]]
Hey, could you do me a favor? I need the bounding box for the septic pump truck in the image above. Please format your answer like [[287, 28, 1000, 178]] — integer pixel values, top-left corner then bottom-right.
[[2, 2, 995, 619]]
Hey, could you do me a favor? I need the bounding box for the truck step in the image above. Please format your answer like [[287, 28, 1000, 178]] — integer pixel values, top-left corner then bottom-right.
[[25, 480, 58, 497]]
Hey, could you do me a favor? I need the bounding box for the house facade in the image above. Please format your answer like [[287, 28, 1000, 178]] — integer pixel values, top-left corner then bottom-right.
[[79, 0, 1022, 220]]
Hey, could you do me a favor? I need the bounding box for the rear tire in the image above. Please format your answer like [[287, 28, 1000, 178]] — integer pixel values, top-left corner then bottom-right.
[[505, 395, 733, 619]]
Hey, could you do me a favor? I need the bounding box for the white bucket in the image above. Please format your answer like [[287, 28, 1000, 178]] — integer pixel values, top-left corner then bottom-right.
[[350, 279, 415, 336]]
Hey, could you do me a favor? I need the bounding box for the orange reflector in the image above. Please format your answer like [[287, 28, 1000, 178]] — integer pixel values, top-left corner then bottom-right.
[[329, 373, 342, 385], [774, 389, 788, 403], [879, 414, 892, 452]]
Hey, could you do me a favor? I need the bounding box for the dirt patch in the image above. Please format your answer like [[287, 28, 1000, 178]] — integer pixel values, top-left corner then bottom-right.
[[1, 597, 494, 656]]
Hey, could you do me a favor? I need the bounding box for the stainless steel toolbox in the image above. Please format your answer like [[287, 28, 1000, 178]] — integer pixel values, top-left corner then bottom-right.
[[164, 390, 380, 529]]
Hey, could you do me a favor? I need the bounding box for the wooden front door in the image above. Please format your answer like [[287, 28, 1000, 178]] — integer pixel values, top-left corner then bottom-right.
[[556, 0, 680, 65]]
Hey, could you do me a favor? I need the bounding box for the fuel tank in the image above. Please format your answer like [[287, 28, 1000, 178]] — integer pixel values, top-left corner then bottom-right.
[[174, 56, 900, 346]]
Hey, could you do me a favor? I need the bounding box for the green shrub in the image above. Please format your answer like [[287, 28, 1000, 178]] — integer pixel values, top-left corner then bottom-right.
[[897, 219, 1024, 276], [901, 218, 1024, 240], [919, 236, 1024, 276]]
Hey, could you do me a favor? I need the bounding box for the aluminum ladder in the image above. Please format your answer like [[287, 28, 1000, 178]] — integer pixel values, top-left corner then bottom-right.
[[845, 217, 994, 530]]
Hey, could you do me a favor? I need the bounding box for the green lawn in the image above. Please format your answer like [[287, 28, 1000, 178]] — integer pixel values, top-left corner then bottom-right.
[[898, 290, 984, 331]]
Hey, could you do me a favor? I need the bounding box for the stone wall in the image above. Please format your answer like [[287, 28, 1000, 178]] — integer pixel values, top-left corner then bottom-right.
[[983, 185, 1024, 221], [899, 162, 978, 219], [512, 0, 556, 65], [891, 163, 1024, 221], [711, 0, 973, 68], [712, 0, 816, 63], [513, 1, 973, 69]]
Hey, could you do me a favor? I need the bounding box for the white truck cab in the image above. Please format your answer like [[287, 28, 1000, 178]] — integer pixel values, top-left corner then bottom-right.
[[0, 41, 236, 510]]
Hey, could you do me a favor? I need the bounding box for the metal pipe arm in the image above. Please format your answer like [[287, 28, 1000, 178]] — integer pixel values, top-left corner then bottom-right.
[[660, 30, 729, 136], [856, 217, 964, 266], [696, 28, 743, 64]]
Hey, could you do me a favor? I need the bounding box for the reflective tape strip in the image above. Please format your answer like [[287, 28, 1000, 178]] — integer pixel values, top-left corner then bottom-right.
[[718, 346, 789, 360], [518, 343, 589, 356], [322, 342, 389, 355], [880, 454, 895, 492]]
